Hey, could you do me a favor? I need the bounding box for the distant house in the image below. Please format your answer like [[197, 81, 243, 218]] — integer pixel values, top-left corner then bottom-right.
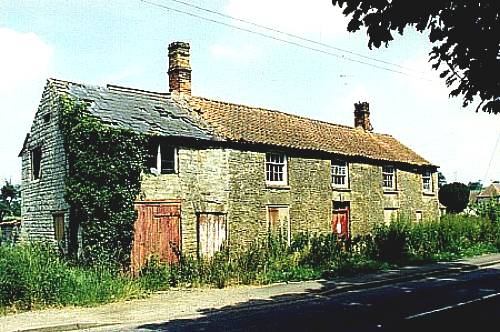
[[19, 42, 440, 266], [477, 182, 500, 203]]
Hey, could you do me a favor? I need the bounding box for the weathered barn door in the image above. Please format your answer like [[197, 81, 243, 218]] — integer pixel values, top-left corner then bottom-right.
[[131, 201, 181, 272], [197, 213, 227, 258], [332, 201, 349, 238]]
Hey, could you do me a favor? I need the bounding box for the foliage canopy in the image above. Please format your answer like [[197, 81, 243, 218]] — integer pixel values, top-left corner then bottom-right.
[[331, 0, 500, 114], [439, 182, 470, 213]]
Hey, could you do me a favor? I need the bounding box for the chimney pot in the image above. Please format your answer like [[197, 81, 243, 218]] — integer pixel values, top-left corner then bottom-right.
[[168, 41, 192, 95], [354, 101, 373, 131]]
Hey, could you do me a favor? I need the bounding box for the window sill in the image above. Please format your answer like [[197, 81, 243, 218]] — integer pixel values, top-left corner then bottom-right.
[[383, 189, 399, 194], [266, 183, 291, 190], [422, 191, 435, 196], [332, 186, 351, 192]]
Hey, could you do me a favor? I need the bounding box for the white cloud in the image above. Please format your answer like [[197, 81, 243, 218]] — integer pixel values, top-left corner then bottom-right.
[[0, 28, 53, 91], [225, 0, 349, 38], [210, 43, 263, 62], [0, 28, 53, 183]]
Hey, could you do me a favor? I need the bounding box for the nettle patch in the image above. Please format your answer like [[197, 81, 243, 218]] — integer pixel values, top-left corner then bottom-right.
[[59, 95, 147, 266]]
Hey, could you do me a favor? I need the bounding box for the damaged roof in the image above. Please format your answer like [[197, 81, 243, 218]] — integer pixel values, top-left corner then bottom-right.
[[48, 78, 215, 141], [47, 78, 435, 168]]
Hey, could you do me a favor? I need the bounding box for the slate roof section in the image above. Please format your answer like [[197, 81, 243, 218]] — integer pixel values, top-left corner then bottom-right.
[[48, 78, 215, 141], [178, 95, 436, 167]]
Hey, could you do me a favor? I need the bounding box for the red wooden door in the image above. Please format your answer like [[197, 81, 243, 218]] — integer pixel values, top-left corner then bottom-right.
[[131, 201, 181, 273], [332, 202, 349, 238]]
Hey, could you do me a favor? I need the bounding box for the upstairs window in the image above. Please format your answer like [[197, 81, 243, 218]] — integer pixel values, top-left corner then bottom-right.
[[266, 152, 287, 185], [331, 160, 348, 188], [146, 142, 177, 174], [382, 165, 396, 190], [422, 171, 432, 192], [31, 147, 42, 180]]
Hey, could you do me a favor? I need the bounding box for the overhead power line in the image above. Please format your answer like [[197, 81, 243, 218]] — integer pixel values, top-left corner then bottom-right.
[[163, 0, 424, 75], [139, 0, 435, 82]]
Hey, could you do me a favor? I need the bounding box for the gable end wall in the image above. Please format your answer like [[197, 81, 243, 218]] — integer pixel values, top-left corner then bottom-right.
[[20, 86, 69, 245]]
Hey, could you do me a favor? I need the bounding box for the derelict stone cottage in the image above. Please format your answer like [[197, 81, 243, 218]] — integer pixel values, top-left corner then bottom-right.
[[19, 42, 440, 266]]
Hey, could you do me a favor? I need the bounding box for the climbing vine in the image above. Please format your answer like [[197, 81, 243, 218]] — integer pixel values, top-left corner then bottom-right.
[[59, 95, 147, 266]]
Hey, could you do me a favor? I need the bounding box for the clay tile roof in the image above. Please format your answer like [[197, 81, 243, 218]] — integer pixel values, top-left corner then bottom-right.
[[179, 95, 436, 167], [478, 183, 500, 198]]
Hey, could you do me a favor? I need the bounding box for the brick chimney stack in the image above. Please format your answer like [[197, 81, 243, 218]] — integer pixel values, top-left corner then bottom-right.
[[168, 42, 192, 95], [354, 101, 373, 131]]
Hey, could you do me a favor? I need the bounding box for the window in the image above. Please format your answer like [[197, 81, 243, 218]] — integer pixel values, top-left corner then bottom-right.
[[198, 213, 227, 258], [53, 214, 65, 242], [331, 160, 349, 188], [383, 208, 399, 224], [382, 165, 396, 190], [422, 171, 432, 192], [146, 142, 177, 174], [415, 211, 423, 222], [31, 147, 42, 180], [266, 152, 287, 184], [268, 206, 290, 245], [43, 113, 51, 124]]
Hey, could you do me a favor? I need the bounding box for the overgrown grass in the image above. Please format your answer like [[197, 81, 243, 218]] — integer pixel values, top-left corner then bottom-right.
[[1, 214, 499, 313], [0, 243, 143, 313]]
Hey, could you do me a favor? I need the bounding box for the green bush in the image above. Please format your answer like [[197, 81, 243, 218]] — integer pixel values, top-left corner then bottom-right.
[[439, 182, 470, 213]]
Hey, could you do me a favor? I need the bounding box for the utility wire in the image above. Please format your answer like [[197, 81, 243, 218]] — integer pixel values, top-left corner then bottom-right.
[[483, 131, 500, 183], [139, 0, 436, 82], [162, 0, 424, 75]]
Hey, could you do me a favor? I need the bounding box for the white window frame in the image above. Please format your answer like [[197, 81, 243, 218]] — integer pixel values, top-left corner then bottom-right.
[[149, 143, 178, 174], [331, 160, 349, 188], [422, 171, 432, 192], [265, 152, 287, 185], [382, 165, 396, 190]]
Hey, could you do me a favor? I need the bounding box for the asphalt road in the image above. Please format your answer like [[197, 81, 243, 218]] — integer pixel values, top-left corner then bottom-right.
[[91, 264, 500, 332]]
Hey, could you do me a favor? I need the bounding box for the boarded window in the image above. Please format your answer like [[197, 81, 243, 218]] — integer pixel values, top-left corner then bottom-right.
[[53, 214, 65, 242], [31, 147, 42, 180], [383, 208, 399, 224], [198, 213, 227, 257], [332, 201, 350, 238], [268, 206, 290, 244]]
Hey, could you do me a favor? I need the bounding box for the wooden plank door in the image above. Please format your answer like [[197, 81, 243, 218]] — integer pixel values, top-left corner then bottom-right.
[[268, 206, 290, 245], [332, 202, 349, 238], [131, 201, 181, 273], [198, 213, 227, 258]]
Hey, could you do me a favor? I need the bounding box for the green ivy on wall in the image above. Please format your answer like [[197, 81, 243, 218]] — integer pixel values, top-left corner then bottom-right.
[[59, 95, 147, 266]]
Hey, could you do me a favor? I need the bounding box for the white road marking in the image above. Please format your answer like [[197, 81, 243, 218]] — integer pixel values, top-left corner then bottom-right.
[[405, 291, 500, 319]]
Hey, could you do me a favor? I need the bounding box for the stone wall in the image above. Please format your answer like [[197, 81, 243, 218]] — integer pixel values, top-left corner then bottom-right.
[[20, 84, 69, 246], [139, 146, 231, 253], [140, 145, 440, 254]]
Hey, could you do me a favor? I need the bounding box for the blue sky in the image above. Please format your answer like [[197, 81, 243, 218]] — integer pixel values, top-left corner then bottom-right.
[[1, 0, 499, 185]]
